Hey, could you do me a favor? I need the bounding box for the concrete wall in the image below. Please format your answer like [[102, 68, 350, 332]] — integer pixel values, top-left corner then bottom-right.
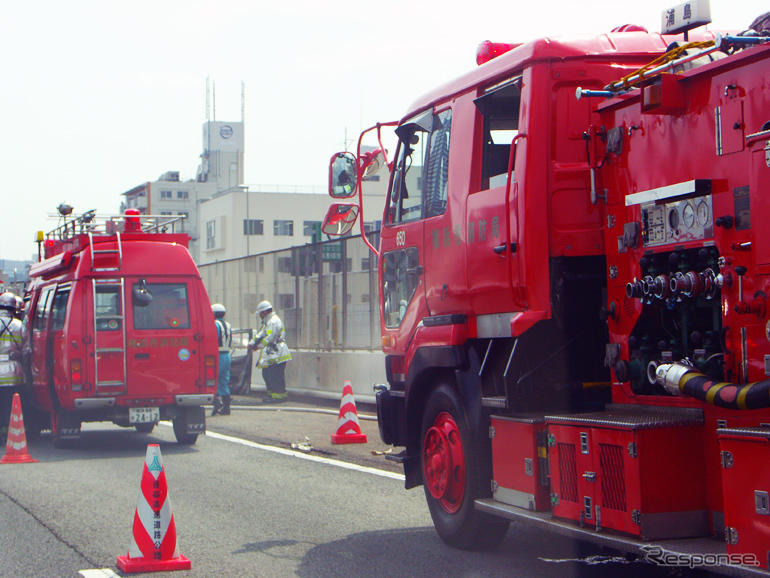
[[249, 349, 386, 405]]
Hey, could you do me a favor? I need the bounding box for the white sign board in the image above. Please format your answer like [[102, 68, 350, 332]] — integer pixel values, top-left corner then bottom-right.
[[661, 0, 711, 35]]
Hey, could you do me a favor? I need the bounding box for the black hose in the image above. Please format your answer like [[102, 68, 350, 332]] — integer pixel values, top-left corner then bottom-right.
[[658, 363, 770, 409]]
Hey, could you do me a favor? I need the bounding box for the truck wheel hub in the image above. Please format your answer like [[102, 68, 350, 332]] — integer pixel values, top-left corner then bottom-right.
[[423, 412, 465, 513]]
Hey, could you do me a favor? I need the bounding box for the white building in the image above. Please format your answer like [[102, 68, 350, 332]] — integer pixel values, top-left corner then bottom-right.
[[121, 120, 244, 261], [121, 115, 389, 264]]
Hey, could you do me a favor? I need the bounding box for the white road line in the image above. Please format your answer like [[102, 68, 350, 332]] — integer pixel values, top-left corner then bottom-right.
[[205, 430, 405, 481], [79, 569, 120, 577], [225, 405, 378, 421]]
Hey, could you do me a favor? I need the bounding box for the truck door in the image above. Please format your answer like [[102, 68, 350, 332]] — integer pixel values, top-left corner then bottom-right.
[[47, 285, 71, 393], [30, 285, 55, 405], [467, 77, 523, 323], [380, 111, 435, 333], [126, 279, 198, 397]]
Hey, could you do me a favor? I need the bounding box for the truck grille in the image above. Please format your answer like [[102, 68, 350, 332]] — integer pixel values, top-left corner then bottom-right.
[[599, 443, 627, 511], [558, 443, 578, 502]]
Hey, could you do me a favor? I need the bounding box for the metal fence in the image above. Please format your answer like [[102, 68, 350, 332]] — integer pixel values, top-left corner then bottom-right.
[[199, 232, 381, 351]]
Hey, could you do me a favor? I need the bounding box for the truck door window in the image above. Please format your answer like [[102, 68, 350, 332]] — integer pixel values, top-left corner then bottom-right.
[[33, 286, 55, 332], [475, 77, 521, 190], [95, 286, 122, 331], [132, 283, 190, 330], [387, 109, 453, 224], [382, 247, 420, 328], [49, 288, 70, 332], [424, 110, 452, 218]]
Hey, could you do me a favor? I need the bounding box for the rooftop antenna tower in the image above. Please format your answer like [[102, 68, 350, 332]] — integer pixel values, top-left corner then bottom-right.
[[241, 81, 245, 123], [212, 80, 216, 121], [205, 76, 211, 122]]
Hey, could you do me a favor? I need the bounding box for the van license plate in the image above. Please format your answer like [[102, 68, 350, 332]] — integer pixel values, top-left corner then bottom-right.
[[130, 407, 160, 424]]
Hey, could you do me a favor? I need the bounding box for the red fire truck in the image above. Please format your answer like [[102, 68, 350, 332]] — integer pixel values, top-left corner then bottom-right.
[[323, 2, 770, 571], [22, 209, 218, 447]]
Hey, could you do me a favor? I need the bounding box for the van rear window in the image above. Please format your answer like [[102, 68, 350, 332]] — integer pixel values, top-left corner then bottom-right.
[[132, 283, 190, 330]]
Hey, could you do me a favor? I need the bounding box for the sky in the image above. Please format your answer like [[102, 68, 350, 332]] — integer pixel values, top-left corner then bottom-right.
[[0, 0, 766, 261]]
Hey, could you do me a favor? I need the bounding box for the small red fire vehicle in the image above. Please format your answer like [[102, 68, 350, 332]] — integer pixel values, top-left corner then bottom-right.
[[22, 208, 218, 446]]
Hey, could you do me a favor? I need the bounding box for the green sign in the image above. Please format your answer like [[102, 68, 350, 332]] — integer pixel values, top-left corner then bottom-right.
[[322, 241, 342, 262]]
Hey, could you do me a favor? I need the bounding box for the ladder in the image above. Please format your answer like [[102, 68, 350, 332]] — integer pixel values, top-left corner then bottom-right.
[[92, 276, 127, 392], [89, 231, 123, 272]]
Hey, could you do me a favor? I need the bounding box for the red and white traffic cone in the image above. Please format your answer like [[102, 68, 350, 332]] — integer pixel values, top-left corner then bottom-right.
[[1, 393, 38, 464], [331, 380, 367, 444], [117, 444, 191, 573]]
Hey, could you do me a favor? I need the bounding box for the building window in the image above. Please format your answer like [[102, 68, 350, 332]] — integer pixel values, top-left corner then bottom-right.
[[303, 221, 321, 237], [177, 190, 189, 199], [278, 294, 294, 310], [361, 257, 370, 271], [277, 257, 293, 273], [161, 211, 172, 215], [206, 220, 216, 249], [259, 257, 264, 273], [160, 190, 172, 199], [274, 220, 294, 236], [364, 221, 382, 233], [243, 219, 264, 235]]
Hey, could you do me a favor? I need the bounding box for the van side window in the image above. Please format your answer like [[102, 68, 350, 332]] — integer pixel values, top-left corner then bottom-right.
[[132, 283, 190, 330], [33, 287, 55, 331], [475, 77, 521, 190], [49, 288, 70, 332], [387, 108, 453, 225]]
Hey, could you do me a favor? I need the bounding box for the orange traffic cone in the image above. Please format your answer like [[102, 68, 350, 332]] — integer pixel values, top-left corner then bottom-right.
[[1, 393, 38, 464], [117, 444, 191, 573], [331, 380, 367, 444]]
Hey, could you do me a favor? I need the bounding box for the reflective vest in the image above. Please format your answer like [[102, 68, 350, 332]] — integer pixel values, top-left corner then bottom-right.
[[0, 311, 23, 387], [250, 312, 291, 368], [216, 319, 232, 354]]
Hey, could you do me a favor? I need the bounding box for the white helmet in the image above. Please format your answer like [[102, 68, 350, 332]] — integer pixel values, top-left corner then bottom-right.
[[0, 292, 16, 311], [256, 300, 273, 315], [211, 303, 226, 317]]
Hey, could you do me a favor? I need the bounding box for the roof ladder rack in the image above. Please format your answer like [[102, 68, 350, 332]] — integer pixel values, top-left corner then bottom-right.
[[89, 231, 123, 272]]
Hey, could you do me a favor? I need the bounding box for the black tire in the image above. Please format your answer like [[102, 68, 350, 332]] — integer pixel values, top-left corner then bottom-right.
[[51, 409, 79, 449], [172, 416, 198, 445], [421, 383, 509, 550], [135, 422, 155, 434]]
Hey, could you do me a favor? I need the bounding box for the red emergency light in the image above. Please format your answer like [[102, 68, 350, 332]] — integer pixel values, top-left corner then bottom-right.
[[476, 40, 521, 65]]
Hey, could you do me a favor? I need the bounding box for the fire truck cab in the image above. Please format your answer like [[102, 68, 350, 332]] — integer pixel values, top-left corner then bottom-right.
[[23, 209, 218, 447], [324, 1, 770, 571]]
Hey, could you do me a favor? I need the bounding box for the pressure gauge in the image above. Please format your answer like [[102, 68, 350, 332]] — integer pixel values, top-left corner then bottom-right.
[[668, 207, 679, 230], [682, 202, 695, 229], [696, 200, 710, 226]]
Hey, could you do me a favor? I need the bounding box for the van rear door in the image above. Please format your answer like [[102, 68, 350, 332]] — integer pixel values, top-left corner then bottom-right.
[[125, 279, 200, 398]]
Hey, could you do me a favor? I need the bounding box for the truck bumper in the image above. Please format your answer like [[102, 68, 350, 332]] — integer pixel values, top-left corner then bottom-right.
[[176, 394, 214, 406]]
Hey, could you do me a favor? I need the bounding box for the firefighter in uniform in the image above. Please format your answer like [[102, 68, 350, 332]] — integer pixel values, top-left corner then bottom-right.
[[211, 303, 233, 416], [0, 292, 24, 441], [248, 300, 292, 403]]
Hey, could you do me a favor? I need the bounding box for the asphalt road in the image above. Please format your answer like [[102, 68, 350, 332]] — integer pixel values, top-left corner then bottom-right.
[[0, 396, 718, 577]]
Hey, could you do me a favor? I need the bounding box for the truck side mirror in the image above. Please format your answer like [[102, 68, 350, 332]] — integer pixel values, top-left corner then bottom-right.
[[328, 152, 358, 198], [322, 203, 359, 236]]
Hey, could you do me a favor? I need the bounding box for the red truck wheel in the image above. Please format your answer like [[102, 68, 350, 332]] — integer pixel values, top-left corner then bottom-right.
[[420, 383, 509, 550]]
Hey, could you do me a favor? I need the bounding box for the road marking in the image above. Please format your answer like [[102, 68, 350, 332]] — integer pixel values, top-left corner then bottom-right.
[[218, 405, 378, 421], [205, 430, 405, 481], [79, 569, 120, 577]]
